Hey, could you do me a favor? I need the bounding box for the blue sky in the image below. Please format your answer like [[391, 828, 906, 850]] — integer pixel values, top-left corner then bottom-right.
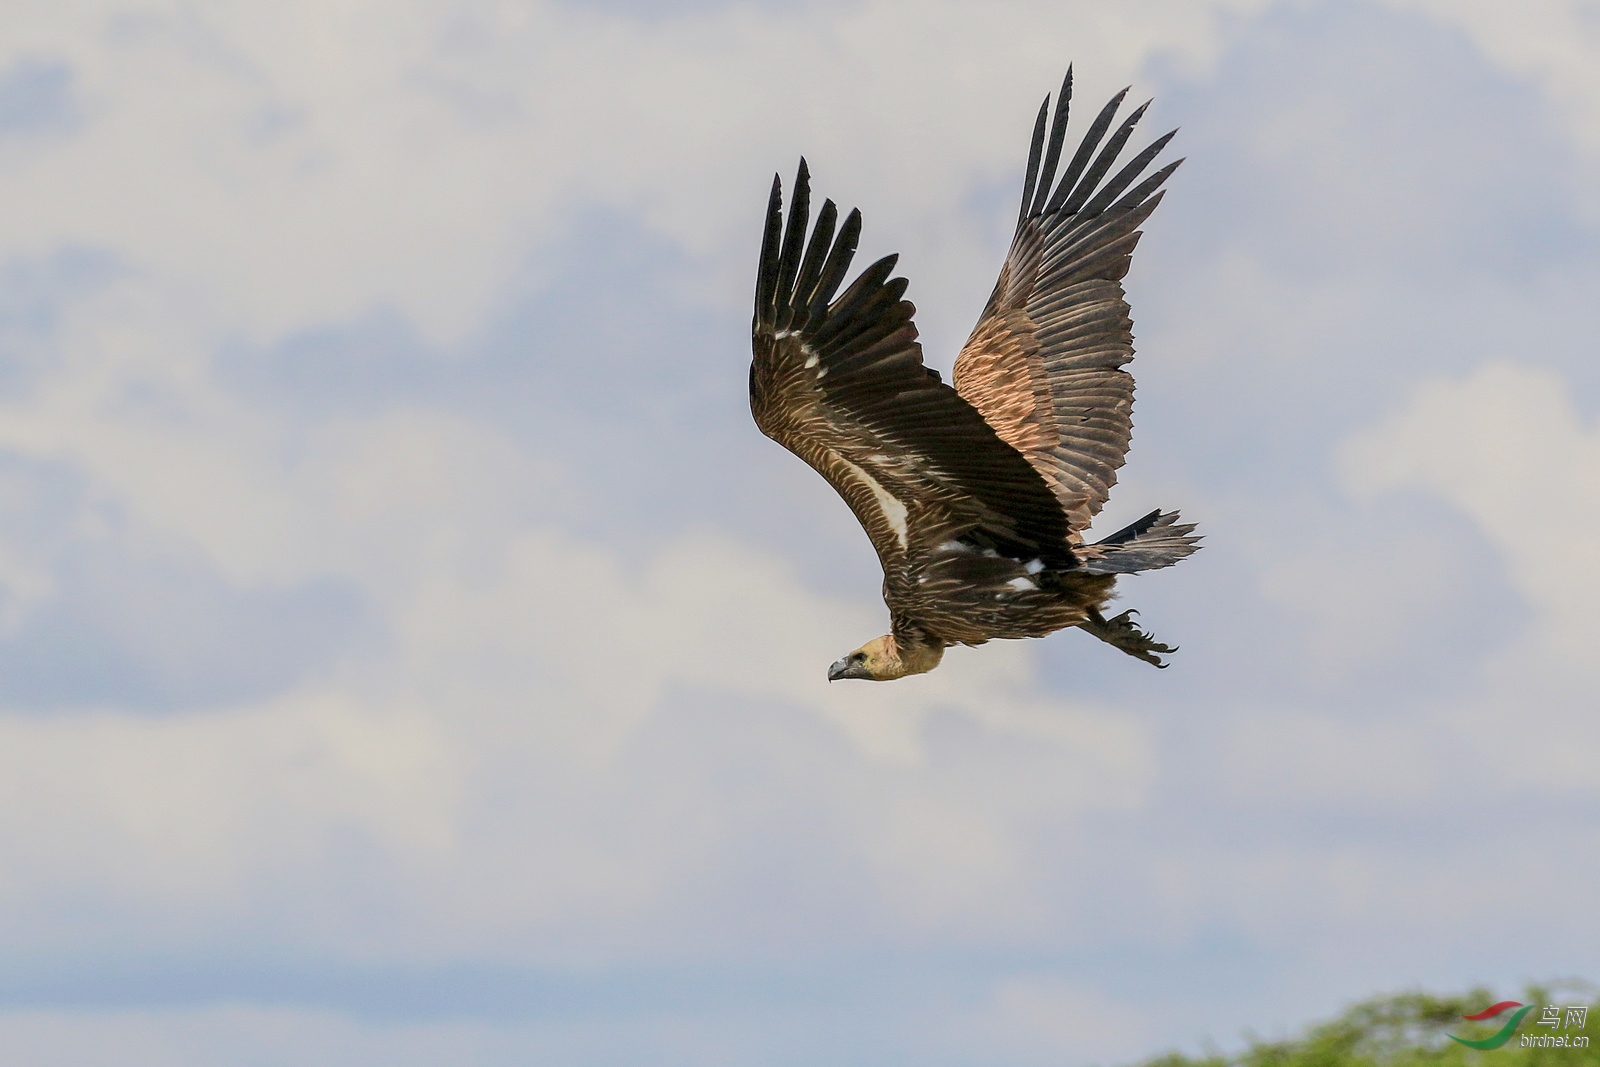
[[1, 1, 1598, 1064]]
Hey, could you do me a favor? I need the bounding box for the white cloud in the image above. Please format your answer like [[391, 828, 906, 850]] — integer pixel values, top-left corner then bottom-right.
[[1340, 361, 1600, 666], [1334, 361, 1600, 800], [0, 0, 1210, 968], [0, 0, 1268, 349], [0, 499, 1154, 964], [1386, 0, 1600, 190], [1255, 515, 1477, 677]]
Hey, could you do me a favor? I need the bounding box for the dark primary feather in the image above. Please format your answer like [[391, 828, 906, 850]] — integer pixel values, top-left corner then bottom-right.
[[955, 78, 1182, 538], [1029, 68, 1075, 220], [750, 162, 1072, 571], [1043, 88, 1128, 215], [1055, 99, 1151, 217], [1018, 97, 1049, 229]]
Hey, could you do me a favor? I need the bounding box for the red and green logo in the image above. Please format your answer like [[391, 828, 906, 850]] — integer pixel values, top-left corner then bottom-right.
[[1451, 1002, 1534, 1050]]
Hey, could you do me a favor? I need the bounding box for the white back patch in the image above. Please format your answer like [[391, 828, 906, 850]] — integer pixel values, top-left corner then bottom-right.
[[839, 458, 909, 550]]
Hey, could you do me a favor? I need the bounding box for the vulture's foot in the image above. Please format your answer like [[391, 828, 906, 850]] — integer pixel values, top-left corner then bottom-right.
[[1078, 608, 1176, 668]]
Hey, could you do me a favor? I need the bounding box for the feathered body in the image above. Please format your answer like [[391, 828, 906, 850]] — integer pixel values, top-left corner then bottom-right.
[[750, 70, 1200, 680]]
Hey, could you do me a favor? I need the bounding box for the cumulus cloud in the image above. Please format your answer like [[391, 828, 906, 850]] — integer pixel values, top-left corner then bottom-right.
[[1387, 0, 1600, 191], [1338, 361, 1600, 792], [1341, 362, 1600, 660]]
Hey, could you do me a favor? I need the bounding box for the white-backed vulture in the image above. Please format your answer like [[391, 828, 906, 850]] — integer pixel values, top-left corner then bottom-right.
[[749, 69, 1200, 681]]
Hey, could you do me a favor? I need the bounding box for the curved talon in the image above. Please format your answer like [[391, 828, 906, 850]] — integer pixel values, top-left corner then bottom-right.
[[1079, 607, 1177, 668]]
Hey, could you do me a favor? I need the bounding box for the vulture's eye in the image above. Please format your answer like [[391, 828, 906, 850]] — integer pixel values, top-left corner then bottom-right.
[[850, 652, 866, 665]]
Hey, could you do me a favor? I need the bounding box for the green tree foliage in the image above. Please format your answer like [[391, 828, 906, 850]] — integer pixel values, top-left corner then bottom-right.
[[1139, 985, 1599, 1067]]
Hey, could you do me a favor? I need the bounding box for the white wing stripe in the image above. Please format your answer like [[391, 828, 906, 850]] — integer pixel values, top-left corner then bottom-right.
[[839, 458, 909, 550]]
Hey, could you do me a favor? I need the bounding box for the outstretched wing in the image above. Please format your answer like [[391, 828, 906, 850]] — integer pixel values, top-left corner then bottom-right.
[[953, 69, 1180, 538], [751, 161, 1071, 572]]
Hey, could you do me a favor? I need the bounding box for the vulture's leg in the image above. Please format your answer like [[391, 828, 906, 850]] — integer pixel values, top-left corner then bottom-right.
[[1077, 608, 1175, 668]]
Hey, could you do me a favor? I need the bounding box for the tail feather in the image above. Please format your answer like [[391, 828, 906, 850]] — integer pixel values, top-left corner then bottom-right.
[[1075, 508, 1199, 574]]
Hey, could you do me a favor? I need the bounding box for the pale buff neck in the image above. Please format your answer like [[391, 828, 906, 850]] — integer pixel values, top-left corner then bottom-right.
[[876, 634, 945, 679]]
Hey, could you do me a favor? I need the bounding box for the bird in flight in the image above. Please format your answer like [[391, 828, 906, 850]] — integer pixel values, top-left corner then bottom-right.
[[750, 69, 1199, 682]]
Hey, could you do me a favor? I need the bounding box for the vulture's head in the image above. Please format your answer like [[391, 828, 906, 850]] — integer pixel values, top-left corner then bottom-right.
[[827, 634, 944, 682]]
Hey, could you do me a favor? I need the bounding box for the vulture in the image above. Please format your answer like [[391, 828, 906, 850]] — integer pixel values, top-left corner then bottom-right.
[[749, 69, 1200, 682]]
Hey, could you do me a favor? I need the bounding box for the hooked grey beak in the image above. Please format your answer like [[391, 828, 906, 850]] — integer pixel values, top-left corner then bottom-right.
[[828, 656, 851, 682]]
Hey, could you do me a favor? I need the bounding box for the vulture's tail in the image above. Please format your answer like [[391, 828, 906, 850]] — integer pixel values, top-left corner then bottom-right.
[[1075, 509, 1199, 574]]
